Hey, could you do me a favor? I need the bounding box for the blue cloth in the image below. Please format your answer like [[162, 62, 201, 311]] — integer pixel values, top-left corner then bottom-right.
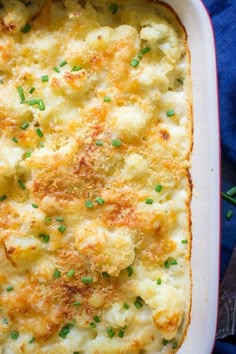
[[202, 1, 236, 353]]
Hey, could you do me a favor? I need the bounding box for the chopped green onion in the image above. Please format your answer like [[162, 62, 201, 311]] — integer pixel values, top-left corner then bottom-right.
[[145, 198, 153, 205], [226, 210, 233, 220], [104, 96, 111, 102], [162, 339, 168, 346], [226, 186, 236, 197], [155, 184, 163, 193], [41, 75, 49, 82], [94, 316, 100, 323], [85, 200, 94, 209], [166, 109, 175, 117], [127, 266, 134, 277], [172, 342, 178, 349], [6, 286, 14, 292], [73, 301, 81, 306], [38, 141, 45, 147], [53, 269, 61, 278], [28, 99, 39, 106], [29, 87, 35, 94], [56, 217, 64, 222], [58, 225, 66, 233], [141, 47, 151, 54], [17, 86, 25, 102], [123, 303, 129, 310], [21, 23, 31, 33], [81, 276, 93, 284], [157, 278, 162, 285], [25, 151, 32, 158], [32, 203, 38, 208], [29, 337, 36, 343], [59, 322, 75, 339], [138, 53, 143, 59], [109, 3, 118, 15], [45, 217, 52, 223], [118, 330, 125, 338], [164, 260, 170, 269], [67, 269, 75, 277], [177, 78, 184, 85], [3, 318, 8, 324], [53, 67, 60, 73], [18, 179, 26, 190], [38, 234, 50, 243], [11, 331, 19, 340], [36, 128, 44, 137], [38, 99, 45, 111], [90, 322, 96, 328], [95, 140, 104, 146], [112, 139, 122, 147], [59, 60, 67, 67], [181, 239, 188, 244], [95, 197, 105, 205], [221, 192, 236, 206], [134, 297, 143, 309], [106, 328, 115, 338], [102, 272, 110, 278], [169, 259, 177, 265], [12, 137, 18, 143], [130, 59, 139, 67], [0, 195, 7, 202], [71, 66, 82, 72]]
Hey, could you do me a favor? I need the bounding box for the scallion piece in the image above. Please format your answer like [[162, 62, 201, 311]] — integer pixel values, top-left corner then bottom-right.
[[118, 330, 125, 338], [73, 301, 81, 306], [145, 198, 153, 205], [141, 47, 151, 54], [166, 109, 175, 117], [58, 225, 66, 233], [127, 266, 133, 277], [25, 152, 32, 158], [12, 137, 18, 143], [221, 192, 236, 206], [53, 269, 61, 278], [134, 297, 143, 309], [38, 234, 50, 243], [169, 259, 177, 265], [130, 59, 139, 67], [106, 328, 115, 338], [3, 318, 8, 324], [6, 286, 14, 292], [112, 139, 122, 147], [164, 260, 170, 269], [56, 217, 64, 222], [17, 86, 25, 102], [95, 197, 105, 205], [29, 336, 36, 343], [32, 203, 38, 208], [226, 210, 233, 220], [11, 331, 19, 340], [85, 200, 94, 209], [38, 141, 45, 147], [21, 122, 29, 130], [59, 60, 67, 67], [177, 78, 184, 85], [36, 128, 44, 137], [53, 67, 60, 73], [18, 179, 26, 190], [41, 75, 49, 82], [95, 140, 104, 146], [0, 195, 7, 202], [157, 278, 162, 285], [38, 99, 45, 111], [93, 316, 100, 323], [104, 96, 111, 102], [59, 322, 74, 339], [226, 186, 236, 197], [28, 99, 39, 106], [90, 322, 96, 328], [45, 217, 52, 223], [109, 3, 118, 15], [21, 23, 31, 33], [71, 66, 82, 72], [172, 342, 178, 349], [123, 303, 129, 310], [81, 276, 93, 284], [162, 339, 168, 346], [29, 87, 35, 94], [181, 239, 188, 244], [67, 269, 75, 277], [155, 184, 163, 193], [102, 272, 110, 278]]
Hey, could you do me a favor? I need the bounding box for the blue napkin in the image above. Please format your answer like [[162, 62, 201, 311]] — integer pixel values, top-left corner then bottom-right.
[[202, 1, 236, 353]]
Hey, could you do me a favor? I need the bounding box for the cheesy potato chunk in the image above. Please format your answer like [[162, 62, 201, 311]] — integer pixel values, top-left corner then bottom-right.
[[0, 1, 192, 353]]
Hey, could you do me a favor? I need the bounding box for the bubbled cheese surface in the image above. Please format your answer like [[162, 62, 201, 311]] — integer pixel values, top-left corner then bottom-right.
[[0, 1, 192, 353]]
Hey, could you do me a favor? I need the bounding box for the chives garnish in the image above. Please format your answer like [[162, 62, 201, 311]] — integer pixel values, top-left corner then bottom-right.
[[81, 276, 93, 284], [166, 109, 175, 117], [226, 186, 236, 197], [0, 195, 7, 202], [25, 152, 32, 158], [226, 210, 233, 220], [112, 139, 122, 147], [181, 239, 188, 244], [134, 297, 143, 309], [29, 87, 35, 94], [67, 269, 75, 277], [59, 322, 74, 339], [118, 330, 125, 338], [41, 75, 49, 82], [104, 96, 111, 102], [38, 142, 44, 147], [45, 217, 52, 223], [130, 59, 139, 67], [28, 99, 39, 106], [21, 122, 29, 130], [38, 234, 50, 243], [36, 128, 44, 137], [221, 192, 236, 206], [85, 200, 94, 209], [3, 318, 8, 324], [12, 137, 18, 143], [11, 330, 19, 340], [94, 316, 100, 323], [102, 272, 110, 278], [58, 225, 66, 233], [164, 260, 170, 269], [157, 278, 162, 285], [138, 53, 143, 59], [56, 217, 64, 222], [95, 140, 103, 146], [123, 303, 129, 310], [155, 184, 163, 193], [106, 328, 115, 338], [21, 23, 31, 33], [53, 67, 60, 73], [32, 203, 38, 208], [6, 286, 14, 292], [109, 3, 118, 14], [141, 47, 151, 54], [17, 86, 25, 102], [73, 301, 81, 306], [59, 60, 67, 67], [162, 339, 168, 346], [90, 322, 96, 328], [95, 197, 105, 205], [169, 259, 177, 265], [145, 198, 153, 205], [38, 99, 45, 111], [172, 342, 178, 349], [127, 266, 133, 277], [71, 66, 82, 72], [177, 78, 184, 85], [29, 336, 36, 343], [18, 179, 26, 190], [53, 269, 61, 278]]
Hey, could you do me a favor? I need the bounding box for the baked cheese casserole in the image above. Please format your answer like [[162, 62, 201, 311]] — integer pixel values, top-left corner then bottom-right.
[[0, 0, 192, 353]]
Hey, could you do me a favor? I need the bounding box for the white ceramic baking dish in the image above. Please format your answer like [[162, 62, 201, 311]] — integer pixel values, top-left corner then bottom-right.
[[161, 0, 220, 353]]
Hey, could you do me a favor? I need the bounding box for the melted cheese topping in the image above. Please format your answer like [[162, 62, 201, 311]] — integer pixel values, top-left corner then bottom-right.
[[0, 1, 192, 353]]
